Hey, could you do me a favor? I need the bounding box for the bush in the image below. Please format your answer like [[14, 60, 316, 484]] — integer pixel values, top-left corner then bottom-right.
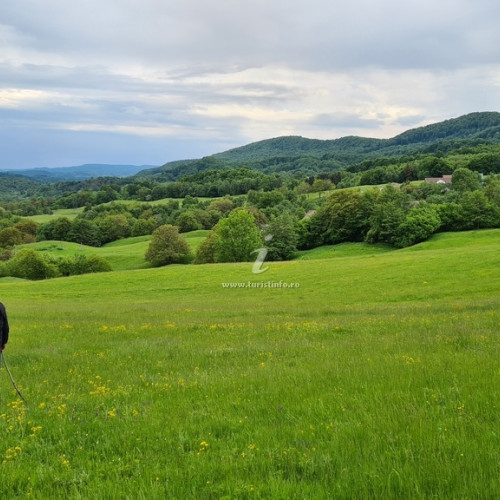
[[131, 218, 156, 237], [145, 225, 191, 267], [7, 249, 59, 280], [68, 254, 112, 275], [67, 219, 101, 247], [392, 206, 441, 248], [50, 254, 112, 276], [195, 230, 219, 264], [176, 211, 202, 233], [0, 227, 23, 247]]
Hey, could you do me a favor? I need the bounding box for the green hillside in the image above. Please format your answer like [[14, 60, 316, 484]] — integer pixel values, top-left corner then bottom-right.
[[18, 230, 210, 272], [213, 111, 500, 162], [2, 112, 500, 200], [0, 229, 498, 498], [134, 111, 500, 181]]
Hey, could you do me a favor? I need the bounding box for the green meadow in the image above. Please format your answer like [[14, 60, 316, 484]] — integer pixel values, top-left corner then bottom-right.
[[0, 230, 499, 498], [22, 230, 210, 271], [27, 208, 85, 224]]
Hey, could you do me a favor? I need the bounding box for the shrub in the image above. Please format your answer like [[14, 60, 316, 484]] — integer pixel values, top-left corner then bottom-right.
[[195, 230, 219, 264], [6, 249, 58, 280], [393, 206, 441, 248], [145, 225, 191, 267]]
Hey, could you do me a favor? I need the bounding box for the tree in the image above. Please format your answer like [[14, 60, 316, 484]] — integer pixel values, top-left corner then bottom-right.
[[67, 219, 101, 246], [207, 197, 235, 215], [296, 181, 313, 195], [131, 217, 156, 237], [145, 224, 191, 266], [175, 210, 202, 233], [214, 209, 262, 263], [0, 227, 23, 248], [195, 229, 219, 264], [97, 215, 131, 244], [392, 205, 441, 248], [37, 217, 72, 241], [14, 220, 38, 243], [419, 156, 449, 177], [366, 186, 407, 245], [452, 168, 481, 193], [436, 203, 467, 232], [311, 178, 333, 194], [484, 179, 500, 206], [359, 167, 388, 186], [7, 249, 58, 280], [53, 254, 111, 276], [95, 186, 120, 204], [264, 213, 298, 261], [318, 189, 374, 244], [460, 191, 500, 229]]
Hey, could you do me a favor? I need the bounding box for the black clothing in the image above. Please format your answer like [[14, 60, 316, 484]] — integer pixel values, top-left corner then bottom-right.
[[0, 302, 9, 348]]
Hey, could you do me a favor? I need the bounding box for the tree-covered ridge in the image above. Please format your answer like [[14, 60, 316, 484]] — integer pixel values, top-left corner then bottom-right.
[[130, 112, 500, 181], [204, 111, 500, 161]]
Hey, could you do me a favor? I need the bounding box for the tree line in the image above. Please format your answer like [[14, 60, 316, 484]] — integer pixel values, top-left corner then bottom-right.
[[1, 163, 500, 277], [144, 168, 500, 267]]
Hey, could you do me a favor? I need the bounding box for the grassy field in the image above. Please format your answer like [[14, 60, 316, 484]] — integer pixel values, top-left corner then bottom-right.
[[20, 230, 210, 271], [0, 229, 499, 498], [27, 208, 85, 223], [296, 241, 393, 260]]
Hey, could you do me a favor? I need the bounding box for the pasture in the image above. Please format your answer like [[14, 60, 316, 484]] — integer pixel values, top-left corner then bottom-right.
[[21, 230, 210, 271], [0, 229, 499, 498]]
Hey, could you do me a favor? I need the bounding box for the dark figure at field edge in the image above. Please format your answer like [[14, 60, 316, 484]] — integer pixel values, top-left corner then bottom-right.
[[0, 302, 9, 351]]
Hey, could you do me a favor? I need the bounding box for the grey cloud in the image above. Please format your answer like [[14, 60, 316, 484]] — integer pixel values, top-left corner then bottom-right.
[[3, 0, 500, 71], [310, 113, 384, 132], [1, 0, 500, 168]]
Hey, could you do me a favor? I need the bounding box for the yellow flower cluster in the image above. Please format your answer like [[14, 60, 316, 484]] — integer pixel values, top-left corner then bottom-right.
[[198, 441, 209, 455], [88, 375, 111, 396], [29, 426, 42, 438], [3, 446, 22, 463], [99, 324, 126, 332]]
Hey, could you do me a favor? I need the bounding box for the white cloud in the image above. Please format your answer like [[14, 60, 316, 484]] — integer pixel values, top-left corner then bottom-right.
[[0, 88, 49, 108], [1, 0, 500, 168]]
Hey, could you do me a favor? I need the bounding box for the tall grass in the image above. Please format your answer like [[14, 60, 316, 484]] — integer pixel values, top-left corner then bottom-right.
[[0, 230, 499, 498]]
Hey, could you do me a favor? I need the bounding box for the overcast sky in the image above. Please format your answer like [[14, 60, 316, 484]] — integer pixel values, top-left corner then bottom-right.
[[1, 0, 500, 169]]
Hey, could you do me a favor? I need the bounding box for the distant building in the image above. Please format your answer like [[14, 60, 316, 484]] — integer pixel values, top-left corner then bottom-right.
[[424, 174, 452, 184]]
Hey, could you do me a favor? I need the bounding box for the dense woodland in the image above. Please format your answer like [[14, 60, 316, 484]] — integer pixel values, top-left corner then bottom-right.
[[1, 112, 500, 278]]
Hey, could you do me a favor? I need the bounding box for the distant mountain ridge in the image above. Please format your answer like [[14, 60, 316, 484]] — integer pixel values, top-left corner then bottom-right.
[[0, 164, 154, 183], [138, 111, 500, 180], [211, 112, 500, 162], [3, 112, 500, 184]]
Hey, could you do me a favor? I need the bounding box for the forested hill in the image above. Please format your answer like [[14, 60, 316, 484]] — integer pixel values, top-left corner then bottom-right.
[[0, 164, 153, 183], [212, 112, 500, 162], [137, 111, 500, 181]]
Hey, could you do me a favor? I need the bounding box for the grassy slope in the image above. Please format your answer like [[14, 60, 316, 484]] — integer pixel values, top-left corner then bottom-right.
[[0, 230, 499, 498], [27, 208, 84, 223], [19, 230, 210, 271]]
